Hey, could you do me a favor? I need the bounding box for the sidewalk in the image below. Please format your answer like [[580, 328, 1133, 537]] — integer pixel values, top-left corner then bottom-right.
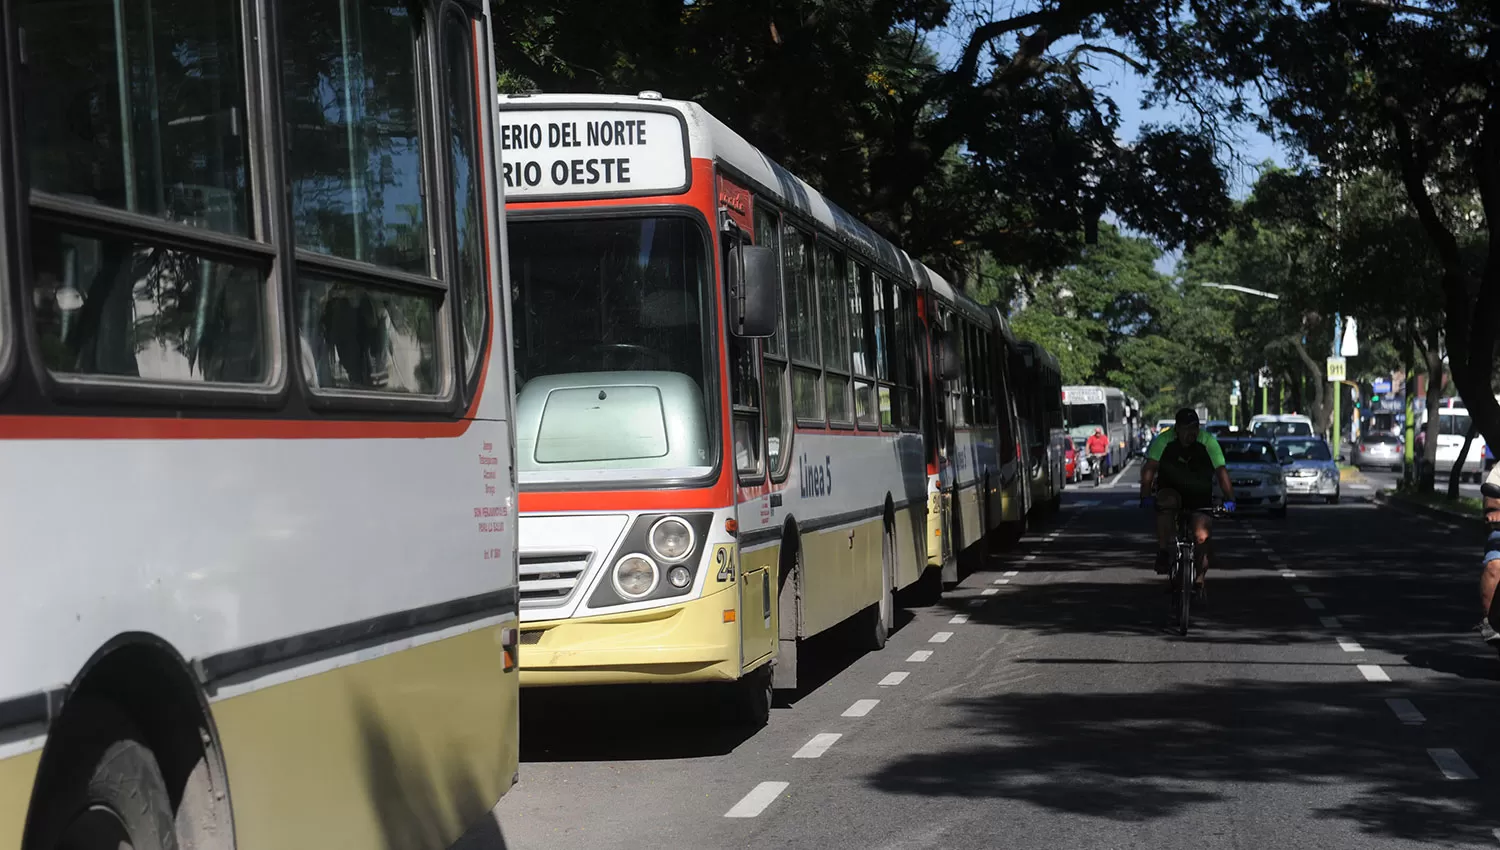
[[1373, 488, 1487, 531]]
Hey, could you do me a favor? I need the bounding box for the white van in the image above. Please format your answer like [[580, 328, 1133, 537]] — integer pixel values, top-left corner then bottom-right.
[[1249, 414, 1315, 440], [1420, 402, 1486, 481]]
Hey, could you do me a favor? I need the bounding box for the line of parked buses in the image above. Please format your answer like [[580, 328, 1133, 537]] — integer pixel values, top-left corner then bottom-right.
[[0, 9, 1141, 845]]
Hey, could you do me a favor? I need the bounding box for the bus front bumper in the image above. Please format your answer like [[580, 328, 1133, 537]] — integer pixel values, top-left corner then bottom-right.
[[518, 585, 742, 687]]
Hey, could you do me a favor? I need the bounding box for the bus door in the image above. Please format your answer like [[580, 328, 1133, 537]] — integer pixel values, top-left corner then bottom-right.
[[726, 187, 779, 673]]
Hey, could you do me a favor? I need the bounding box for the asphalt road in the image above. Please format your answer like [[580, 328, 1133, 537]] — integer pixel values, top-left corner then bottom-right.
[[1361, 466, 1482, 500], [473, 483, 1500, 850]]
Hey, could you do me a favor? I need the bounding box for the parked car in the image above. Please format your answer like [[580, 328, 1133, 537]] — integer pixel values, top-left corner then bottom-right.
[[1214, 438, 1289, 518], [1249, 414, 1315, 441], [1277, 437, 1340, 504], [1352, 433, 1403, 472], [1064, 437, 1079, 483]]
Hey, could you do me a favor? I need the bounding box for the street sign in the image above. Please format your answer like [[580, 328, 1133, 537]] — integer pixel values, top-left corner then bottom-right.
[[1341, 317, 1359, 356], [1326, 356, 1346, 382], [1372, 377, 1392, 395]]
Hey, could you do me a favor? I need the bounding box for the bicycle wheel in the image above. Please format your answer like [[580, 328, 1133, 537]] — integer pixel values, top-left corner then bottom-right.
[[1177, 544, 1193, 636]]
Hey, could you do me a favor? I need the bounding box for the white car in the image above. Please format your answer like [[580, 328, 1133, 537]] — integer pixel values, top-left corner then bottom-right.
[[1249, 414, 1315, 441], [1214, 438, 1289, 518], [1428, 405, 1486, 482]]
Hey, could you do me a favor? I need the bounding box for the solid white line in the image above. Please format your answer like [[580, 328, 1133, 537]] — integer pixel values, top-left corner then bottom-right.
[[1428, 748, 1477, 780], [1292, 584, 1312, 594], [1304, 597, 1326, 610], [1109, 459, 1137, 487], [793, 733, 841, 759], [879, 672, 909, 687], [982, 588, 999, 596], [1004, 570, 1019, 577], [1358, 664, 1391, 682], [843, 699, 879, 718], [1386, 698, 1426, 725], [950, 613, 970, 624], [929, 632, 952, 643], [1320, 616, 1342, 628], [724, 781, 789, 817], [908, 650, 933, 662], [992, 579, 1011, 585], [1338, 639, 1365, 653]]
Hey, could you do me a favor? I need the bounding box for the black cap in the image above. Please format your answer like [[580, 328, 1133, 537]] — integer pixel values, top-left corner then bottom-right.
[[1175, 408, 1200, 427]]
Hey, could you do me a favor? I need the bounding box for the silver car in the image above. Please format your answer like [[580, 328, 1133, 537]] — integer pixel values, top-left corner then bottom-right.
[[1213, 438, 1289, 518], [1352, 433, 1403, 472], [1276, 437, 1341, 504]]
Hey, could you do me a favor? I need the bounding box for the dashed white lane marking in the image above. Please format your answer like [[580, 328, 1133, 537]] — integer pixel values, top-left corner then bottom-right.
[[967, 598, 985, 608], [1320, 616, 1343, 628], [1358, 664, 1391, 682], [1304, 598, 1326, 610], [879, 672, 909, 687], [1024, 555, 1037, 561], [982, 588, 999, 596], [1282, 571, 1298, 578], [1427, 748, 1478, 780], [950, 614, 970, 624], [1292, 584, 1312, 594], [725, 781, 789, 817], [908, 650, 933, 662], [1004, 570, 1019, 577], [929, 632, 952, 643], [1386, 698, 1426, 725], [793, 733, 842, 759], [1338, 639, 1365, 653], [843, 699, 879, 718], [992, 579, 1011, 586]]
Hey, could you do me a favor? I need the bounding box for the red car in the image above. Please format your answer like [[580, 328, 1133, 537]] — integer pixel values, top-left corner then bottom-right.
[[1064, 437, 1079, 483]]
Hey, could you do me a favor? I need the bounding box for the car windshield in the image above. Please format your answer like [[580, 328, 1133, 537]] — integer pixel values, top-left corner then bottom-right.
[[1278, 439, 1332, 461], [1222, 441, 1276, 464], [509, 216, 714, 484]]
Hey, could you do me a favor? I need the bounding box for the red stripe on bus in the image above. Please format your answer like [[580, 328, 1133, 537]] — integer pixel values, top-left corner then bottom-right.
[[0, 416, 474, 440]]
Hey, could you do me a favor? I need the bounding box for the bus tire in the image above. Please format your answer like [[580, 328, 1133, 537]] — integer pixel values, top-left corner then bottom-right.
[[853, 525, 895, 651], [28, 698, 178, 850], [727, 664, 773, 728]]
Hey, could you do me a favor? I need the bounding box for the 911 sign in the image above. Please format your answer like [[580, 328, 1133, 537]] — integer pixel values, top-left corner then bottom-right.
[[1326, 357, 1346, 382]]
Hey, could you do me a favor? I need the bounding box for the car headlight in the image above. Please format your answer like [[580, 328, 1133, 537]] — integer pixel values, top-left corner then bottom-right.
[[649, 516, 695, 563], [612, 554, 659, 599]]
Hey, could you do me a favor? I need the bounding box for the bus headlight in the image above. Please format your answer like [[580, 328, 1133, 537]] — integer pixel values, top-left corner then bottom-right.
[[612, 554, 659, 599], [649, 517, 695, 562], [668, 565, 692, 588]]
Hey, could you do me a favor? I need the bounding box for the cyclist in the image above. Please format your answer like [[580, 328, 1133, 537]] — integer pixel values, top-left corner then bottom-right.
[[1479, 462, 1500, 646], [1140, 408, 1237, 593], [1086, 428, 1110, 480]]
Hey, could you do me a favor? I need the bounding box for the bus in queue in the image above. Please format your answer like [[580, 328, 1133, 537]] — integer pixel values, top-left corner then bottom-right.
[[1014, 341, 1067, 515], [495, 91, 963, 716], [1062, 385, 1130, 474], [920, 276, 1027, 585], [0, 1, 520, 847]]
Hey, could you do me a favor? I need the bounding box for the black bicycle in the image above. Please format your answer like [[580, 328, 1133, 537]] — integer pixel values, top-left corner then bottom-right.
[[1170, 502, 1232, 636]]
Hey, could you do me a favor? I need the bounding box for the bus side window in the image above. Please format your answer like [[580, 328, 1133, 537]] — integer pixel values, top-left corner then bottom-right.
[[756, 203, 792, 478]]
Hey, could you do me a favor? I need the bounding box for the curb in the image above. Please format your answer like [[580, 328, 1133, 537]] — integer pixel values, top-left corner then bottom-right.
[[1373, 489, 1488, 532]]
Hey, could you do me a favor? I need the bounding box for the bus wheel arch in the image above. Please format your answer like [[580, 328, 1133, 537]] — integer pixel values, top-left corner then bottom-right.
[[25, 634, 236, 850]]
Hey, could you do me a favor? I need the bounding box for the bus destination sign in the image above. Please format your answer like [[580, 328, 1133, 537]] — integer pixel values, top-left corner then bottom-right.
[[498, 109, 688, 200], [1063, 387, 1105, 405]]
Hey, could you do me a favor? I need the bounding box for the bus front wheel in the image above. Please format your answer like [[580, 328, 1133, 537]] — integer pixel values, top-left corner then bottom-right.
[[28, 698, 178, 850], [726, 664, 772, 728]]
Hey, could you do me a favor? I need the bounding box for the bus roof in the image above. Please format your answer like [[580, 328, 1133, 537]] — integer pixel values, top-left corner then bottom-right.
[[497, 92, 973, 318]]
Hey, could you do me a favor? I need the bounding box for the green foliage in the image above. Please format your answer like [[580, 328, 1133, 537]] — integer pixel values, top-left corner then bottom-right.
[[492, 0, 1233, 279]]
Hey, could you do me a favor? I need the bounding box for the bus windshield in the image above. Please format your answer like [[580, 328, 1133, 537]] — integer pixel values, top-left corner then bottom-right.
[[1065, 403, 1107, 439], [509, 216, 714, 482]]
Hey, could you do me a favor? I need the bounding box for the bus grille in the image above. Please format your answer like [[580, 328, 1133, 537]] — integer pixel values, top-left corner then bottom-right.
[[519, 551, 593, 608]]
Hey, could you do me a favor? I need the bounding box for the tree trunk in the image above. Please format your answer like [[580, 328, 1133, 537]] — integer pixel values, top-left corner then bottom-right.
[[1450, 423, 1479, 498], [1419, 344, 1444, 494], [1290, 338, 1329, 432]]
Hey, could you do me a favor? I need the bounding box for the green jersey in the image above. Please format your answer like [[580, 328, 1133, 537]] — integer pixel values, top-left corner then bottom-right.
[[1147, 428, 1226, 507]]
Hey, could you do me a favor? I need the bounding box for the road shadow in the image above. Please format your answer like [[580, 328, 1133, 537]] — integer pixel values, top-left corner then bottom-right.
[[864, 675, 1500, 845]]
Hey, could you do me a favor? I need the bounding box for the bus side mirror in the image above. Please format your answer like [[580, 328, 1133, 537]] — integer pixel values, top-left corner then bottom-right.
[[728, 244, 780, 338], [937, 335, 960, 382]]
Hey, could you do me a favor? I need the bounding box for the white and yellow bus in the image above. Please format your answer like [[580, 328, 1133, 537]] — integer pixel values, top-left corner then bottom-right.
[[0, 1, 518, 847], [497, 92, 951, 715]]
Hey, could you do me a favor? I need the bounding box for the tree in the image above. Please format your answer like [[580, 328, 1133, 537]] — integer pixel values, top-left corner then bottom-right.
[[1150, 0, 1500, 461], [493, 0, 1233, 278]]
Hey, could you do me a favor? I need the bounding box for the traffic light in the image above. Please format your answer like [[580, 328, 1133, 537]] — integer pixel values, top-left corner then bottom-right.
[[1371, 394, 1381, 406]]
